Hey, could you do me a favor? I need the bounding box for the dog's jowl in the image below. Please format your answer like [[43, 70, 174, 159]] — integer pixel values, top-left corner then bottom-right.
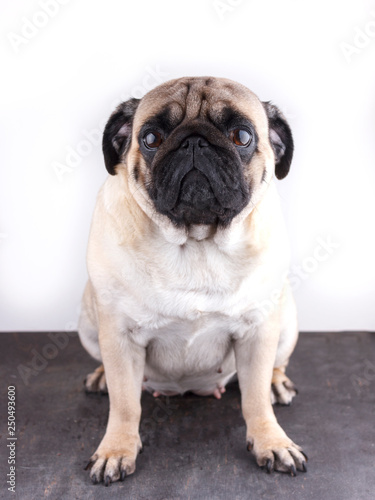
[[78, 77, 307, 485]]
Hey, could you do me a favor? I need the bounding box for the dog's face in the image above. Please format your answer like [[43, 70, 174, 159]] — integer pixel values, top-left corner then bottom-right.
[[102, 77, 293, 229]]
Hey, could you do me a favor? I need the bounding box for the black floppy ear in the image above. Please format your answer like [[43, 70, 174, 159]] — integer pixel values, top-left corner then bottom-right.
[[102, 98, 140, 175], [263, 102, 294, 180]]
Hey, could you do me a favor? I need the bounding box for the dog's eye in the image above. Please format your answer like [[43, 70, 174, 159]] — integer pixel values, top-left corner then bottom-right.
[[231, 129, 252, 147], [144, 131, 163, 149]]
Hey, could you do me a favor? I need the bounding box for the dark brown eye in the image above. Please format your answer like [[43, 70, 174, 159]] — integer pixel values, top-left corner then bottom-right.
[[231, 129, 252, 147], [144, 131, 163, 149]]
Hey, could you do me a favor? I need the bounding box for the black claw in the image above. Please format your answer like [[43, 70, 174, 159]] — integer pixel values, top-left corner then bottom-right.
[[302, 461, 307, 472], [266, 458, 273, 474], [247, 441, 253, 452], [84, 460, 94, 471], [139, 446, 144, 454], [104, 475, 111, 487], [91, 474, 98, 485], [290, 464, 297, 477], [301, 451, 309, 462], [283, 381, 299, 394], [120, 470, 127, 481]]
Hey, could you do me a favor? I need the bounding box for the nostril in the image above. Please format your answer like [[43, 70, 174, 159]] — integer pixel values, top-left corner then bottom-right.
[[181, 139, 190, 149], [197, 138, 208, 148]]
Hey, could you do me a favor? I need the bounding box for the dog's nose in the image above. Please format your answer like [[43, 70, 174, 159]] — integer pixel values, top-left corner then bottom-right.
[[181, 135, 209, 149]]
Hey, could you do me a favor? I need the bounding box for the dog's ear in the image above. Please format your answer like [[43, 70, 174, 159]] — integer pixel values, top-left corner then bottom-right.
[[102, 98, 140, 175], [263, 102, 294, 180]]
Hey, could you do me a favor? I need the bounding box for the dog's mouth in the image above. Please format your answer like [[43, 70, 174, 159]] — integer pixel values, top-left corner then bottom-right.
[[152, 166, 248, 226], [148, 137, 250, 227], [167, 169, 225, 225]]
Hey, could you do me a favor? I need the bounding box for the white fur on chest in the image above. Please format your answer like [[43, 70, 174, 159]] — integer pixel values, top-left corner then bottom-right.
[[109, 235, 279, 330]]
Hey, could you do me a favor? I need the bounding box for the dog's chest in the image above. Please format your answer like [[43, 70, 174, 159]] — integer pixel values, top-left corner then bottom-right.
[[119, 239, 256, 323], [115, 237, 279, 350]]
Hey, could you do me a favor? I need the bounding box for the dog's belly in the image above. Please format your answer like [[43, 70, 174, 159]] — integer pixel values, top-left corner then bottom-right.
[[139, 314, 238, 396]]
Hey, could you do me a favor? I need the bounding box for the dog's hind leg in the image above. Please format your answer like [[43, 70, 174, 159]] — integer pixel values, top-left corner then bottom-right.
[[271, 282, 299, 406], [78, 280, 107, 393], [84, 364, 108, 394], [271, 365, 298, 405], [78, 280, 102, 360]]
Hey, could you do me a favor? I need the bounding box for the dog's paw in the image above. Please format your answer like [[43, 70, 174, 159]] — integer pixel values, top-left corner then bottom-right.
[[271, 368, 298, 405], [247, 422, 307, 476], [84, 364, 107, 394], [85, 435, 142, 485]]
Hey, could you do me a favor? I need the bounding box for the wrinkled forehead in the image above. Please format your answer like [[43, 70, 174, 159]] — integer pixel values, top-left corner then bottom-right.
[[133, 77, 269, 137]]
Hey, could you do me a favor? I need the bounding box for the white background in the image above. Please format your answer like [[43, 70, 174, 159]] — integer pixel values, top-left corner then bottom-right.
[[1, 0, 374, 332]]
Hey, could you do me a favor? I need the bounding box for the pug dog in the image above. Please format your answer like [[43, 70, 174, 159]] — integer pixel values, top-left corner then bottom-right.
[[79, 76, 307, 486]]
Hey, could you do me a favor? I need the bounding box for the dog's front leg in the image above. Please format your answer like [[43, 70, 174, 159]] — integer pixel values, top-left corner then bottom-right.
[[234, 315, 307, 475], [86, 313, 145, 486]]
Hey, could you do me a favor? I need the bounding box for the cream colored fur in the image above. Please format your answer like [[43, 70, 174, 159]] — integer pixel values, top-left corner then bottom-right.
[[78, 77, 306, 485]]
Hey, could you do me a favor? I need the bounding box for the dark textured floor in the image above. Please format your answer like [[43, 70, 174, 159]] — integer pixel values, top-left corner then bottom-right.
[[0, 332, 374, 500]]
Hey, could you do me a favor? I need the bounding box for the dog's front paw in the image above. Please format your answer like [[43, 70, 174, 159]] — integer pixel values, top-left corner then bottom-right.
[[84, 364, 107, 394], [85, 434, 142, 486], [247, 422, 307, 476]]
